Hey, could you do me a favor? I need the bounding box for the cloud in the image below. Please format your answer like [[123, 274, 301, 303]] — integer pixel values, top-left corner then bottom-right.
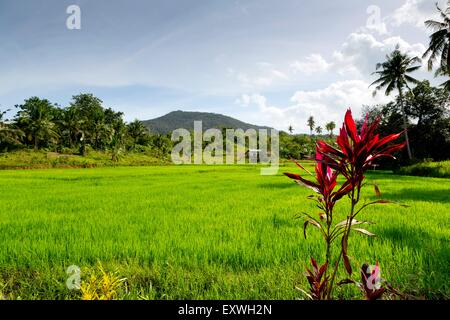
[[227, 65, 290, 90], [290, 54, 331, 75], [389, 0, 442, 29], [289, 80, 391, 125], [236, 80, 392, 132], [332, 32, 426, 77]]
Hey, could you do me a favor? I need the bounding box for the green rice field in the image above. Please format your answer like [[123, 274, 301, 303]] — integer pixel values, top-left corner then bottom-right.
[[0, 164, 448, 299]]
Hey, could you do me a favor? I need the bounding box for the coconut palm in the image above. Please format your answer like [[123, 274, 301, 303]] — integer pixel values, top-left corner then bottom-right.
[[60, 106, 84, 148], [434, 66, 450, 91], [423, 2, 450, 73], [288, 125, 294, 134], [0, 109, 24, 147], [15, 97, 59, 150], [307, 116, 315, 137], [127, 119, 149, 149], [315, 126, 323, 135], [370, 47, 422, 159], [325, 121, 336, 138]]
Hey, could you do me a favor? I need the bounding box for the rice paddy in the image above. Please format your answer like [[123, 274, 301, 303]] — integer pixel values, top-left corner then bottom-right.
[[0, 164, 448, 299]]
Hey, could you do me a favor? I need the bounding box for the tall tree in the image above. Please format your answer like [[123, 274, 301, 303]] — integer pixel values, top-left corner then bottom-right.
[[60, 106, 84, 148], [288, 125, 294, 134], [15, 97, 59, 150], [0, 109, 24, 148], [370, 46, 421, 159], [423, 1, 450, 89], [307, 116, 315, 137], [127, 120, 149, 149], [325, 121, 336, 138], [68, 94, 123, 154], [315, 126, 322, 135]]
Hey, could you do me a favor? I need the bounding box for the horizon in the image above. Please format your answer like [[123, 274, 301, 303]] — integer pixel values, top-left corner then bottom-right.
[[0, 0, 445, 133]]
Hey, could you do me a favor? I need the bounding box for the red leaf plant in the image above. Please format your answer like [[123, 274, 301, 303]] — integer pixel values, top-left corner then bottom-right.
[[285, 109, 406, 300]]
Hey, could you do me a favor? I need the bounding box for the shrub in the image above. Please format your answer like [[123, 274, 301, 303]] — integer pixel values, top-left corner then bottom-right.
[[396, 161, 450, 178]]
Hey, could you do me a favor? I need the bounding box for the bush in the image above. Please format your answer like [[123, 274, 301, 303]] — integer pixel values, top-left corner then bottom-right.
[[396, 161, 450, 178]]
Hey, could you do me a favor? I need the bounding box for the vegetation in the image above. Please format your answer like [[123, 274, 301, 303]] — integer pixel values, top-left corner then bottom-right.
[[423, 1, 450, 90], [0, 164, 448, 299], [325, 122, 336, 138], [307, 116, 315, 137], [396, 160, 450, 178], [370, 46, 422, 159], [0, 149, 165, 169], [362, 80, 450, 165], [285, 109, 407, 299]]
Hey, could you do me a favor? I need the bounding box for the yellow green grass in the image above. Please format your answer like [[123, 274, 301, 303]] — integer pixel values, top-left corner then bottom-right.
[[0, 164, 448, 299]]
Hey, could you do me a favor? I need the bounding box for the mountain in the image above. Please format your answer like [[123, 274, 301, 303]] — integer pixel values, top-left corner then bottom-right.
[[142, 110, 272, 134]]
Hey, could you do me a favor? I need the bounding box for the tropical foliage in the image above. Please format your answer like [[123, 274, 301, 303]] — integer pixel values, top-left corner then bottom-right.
[[285, 109, 407, 299]]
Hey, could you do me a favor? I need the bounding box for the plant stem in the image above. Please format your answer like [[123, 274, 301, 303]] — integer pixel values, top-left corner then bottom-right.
[[327, 185, 358, 299]]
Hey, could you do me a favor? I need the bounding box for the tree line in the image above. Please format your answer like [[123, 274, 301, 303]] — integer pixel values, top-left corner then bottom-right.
[[0, 94, 172, 161]]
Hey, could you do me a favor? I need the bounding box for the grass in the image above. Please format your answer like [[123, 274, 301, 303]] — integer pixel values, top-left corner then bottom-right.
[[0, 163, 448, 299], [0, 149, 165, 170], [396, 160, 450, 178]]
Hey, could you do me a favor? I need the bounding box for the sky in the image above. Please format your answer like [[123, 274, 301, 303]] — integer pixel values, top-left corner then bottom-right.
[[0, 0, 446, 132]]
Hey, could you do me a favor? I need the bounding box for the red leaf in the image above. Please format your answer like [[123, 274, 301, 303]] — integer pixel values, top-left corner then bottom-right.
[[310, 257, 319, 273], [372, 132, 403, 150], [374, 183, 382, 198], [294, 160, 313, 176], [343, 253, 352, 275], [318, 262, 328, 280], [283, 172, 301, 180], [342, 237, 352, 275], [344, 109, 359, 143]]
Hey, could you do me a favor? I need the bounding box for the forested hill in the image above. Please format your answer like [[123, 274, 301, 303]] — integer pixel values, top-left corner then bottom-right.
[[142, 110, 272, 134]]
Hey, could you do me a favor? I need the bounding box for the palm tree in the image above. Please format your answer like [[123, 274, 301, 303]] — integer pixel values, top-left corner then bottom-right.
[[325, 121, 336, 138], [61, 106, 84, 148], [127, 120, 149, 149], [288, 125, 294, 134], [370, 47, 422, 159], [15, 97, 59, 150], [307, 116, 315, 137], [315, 126, 323, 135], [0, 109, 24, 147], [434, 66, 450, 91], [423, 1, 450, 88]]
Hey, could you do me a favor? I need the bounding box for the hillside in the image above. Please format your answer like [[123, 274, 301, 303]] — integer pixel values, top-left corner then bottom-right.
[[142, 110, 272, 134]]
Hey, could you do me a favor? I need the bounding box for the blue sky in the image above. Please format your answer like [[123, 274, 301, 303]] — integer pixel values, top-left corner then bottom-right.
[[0, 0, 444, 132]]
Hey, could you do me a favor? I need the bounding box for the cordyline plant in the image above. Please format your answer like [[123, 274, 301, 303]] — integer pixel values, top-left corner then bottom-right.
[[285, 109, 406, 300]]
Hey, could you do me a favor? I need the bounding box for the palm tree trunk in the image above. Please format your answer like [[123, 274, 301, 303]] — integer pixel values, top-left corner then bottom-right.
[[398, 88, 413, 160]]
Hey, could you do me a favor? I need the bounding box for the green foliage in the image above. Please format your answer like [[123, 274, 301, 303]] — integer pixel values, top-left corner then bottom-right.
[[362, 80, 450, 164], [15, 97, 60, 150], [396, 160, 450, 178], [0, 149, 164, 169], [0, 109, 24, 150], [423, 2, 450, 90], [307, 116, 315, 136]]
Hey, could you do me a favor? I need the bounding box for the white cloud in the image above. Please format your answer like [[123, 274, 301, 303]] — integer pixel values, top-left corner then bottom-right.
[[236, 80, 392, 132], [227, 64, 290, 90], [290, 54, 331, 75], [389, 0, 442, 29], [332, 32, 426, 77], [289, 80, 391, 126]]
